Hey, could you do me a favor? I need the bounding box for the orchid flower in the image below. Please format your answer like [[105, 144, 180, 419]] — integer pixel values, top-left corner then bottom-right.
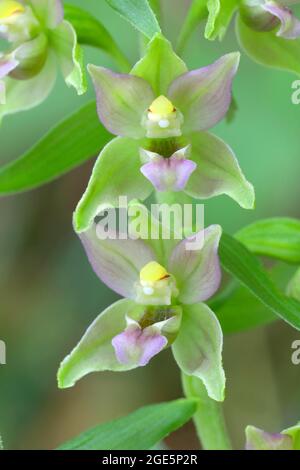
[[0, 0, 86, 121], [73, 34, 254, 233], [240, 0, 300, 39], [245, 423, 300, 450], [58, 222, 226, 402], [202, 0, 300, 75]]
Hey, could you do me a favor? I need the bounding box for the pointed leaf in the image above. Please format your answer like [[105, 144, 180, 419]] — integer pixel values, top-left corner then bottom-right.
[[236, 218, 300, 264], [105, 0, 161, 39], [57, 399, 197, 450], [287, 268, 300, 301], [220, 233, 300, 331], [0, 102, 110, 194]]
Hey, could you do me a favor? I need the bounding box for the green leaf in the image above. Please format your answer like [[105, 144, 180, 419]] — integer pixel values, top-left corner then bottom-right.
[[213, 283, 277, 334], [0, 102, 111, 194], [149, 0, 162, 20], [57, 398, 197, 450], [236, 218, 300, 264], [74, 137, 152, 233], [177, 0, 208, 53], [64, 4, 130, 72], [236, 13, 300, 75], [220, 233, 300, 331], [287, 268, 300, 302], [132, 33, 187, 95], [205, 0, 239, 40], [105, 0, 161, 39], [211, 264, 296, 333]]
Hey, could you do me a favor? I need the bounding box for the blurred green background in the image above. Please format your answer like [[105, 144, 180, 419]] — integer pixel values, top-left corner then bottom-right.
[[1, 0, 300, 450]]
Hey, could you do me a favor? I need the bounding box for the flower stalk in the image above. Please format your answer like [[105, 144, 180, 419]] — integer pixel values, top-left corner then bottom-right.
[[182, 373, 232, 450]]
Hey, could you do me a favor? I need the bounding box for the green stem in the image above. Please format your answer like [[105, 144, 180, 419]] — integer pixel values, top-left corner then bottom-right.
[[177, 0, 207, 55], [182, 373, 232, 450]]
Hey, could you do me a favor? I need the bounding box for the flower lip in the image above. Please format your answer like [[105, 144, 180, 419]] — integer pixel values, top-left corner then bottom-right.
[[112, 320, 168, 367], [140, 146, 197, 192]]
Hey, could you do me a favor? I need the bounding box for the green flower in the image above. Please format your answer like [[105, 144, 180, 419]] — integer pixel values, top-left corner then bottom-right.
[[57, 220, 225, 402], [0, 0, 86, 121], [74, 34, 254, 233], [246, 422, 300, 450], [202, 0, 300, 75]]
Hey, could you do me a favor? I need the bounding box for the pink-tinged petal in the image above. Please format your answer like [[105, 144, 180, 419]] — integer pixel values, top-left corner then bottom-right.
[[168, 53, 240, 132], [112, 320, 167, 367], [263, 2, 300, 38], [0, 57, 18, 79], [0, 57, 18, 103], [30, 0, 64, 29], [140, 147, 197, 192], [245, 426, 293, 450], [0, 50, 57, 122], [168, 225, 222, 305], [172, 303, 225, 402], [79, 224, 157, 299], [88, 65, 155, 138]]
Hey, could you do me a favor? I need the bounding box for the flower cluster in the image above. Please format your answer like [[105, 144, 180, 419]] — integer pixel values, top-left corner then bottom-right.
[[0, 0, 85, 122], [57, 33, 256, 403]]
